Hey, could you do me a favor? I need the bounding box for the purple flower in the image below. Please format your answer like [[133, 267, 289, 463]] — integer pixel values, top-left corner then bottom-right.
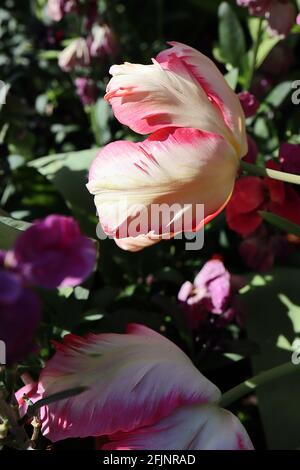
[[279, 143, 300, 175], [236, 0, 271, 15], [178, 260, 234, 330], [9, 215, 96, 289], [267, 1, 296, 37], [237, 0, 295, 37], [75, 77, 98, 105], [0, 270, 41, 365], [238, 91, 260, 118]]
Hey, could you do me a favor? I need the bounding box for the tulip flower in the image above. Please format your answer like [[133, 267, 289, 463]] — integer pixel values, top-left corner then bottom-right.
[[87, 42, 247, 251], [102, 404, 253, 450], [16, 324, 253, 449]]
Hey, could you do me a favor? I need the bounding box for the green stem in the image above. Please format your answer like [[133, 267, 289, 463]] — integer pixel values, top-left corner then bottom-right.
[[220, 362, 300, 408], [240, 161, 300, 185], [246, 18, 263, 90]]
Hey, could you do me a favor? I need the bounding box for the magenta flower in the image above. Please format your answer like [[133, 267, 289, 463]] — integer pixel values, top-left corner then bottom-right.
[[237, 0, 296, 37], [16, 324, 253, 449], [0, 270, 41, 365], [178, 260, 233, 330], [236, 0, 271, 15], [9, 215, 96, 289], [238, 91, 260, 118], [279, 143, 300, 175], [266, 1, 296, 37], [75, 77, 98, 105]]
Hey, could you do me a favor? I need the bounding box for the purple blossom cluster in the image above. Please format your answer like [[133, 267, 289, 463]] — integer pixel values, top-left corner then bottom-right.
[[48, 0, 119, 106], [237, 0, 296, 37], [178, 260, 240, 330], [0, 215, 96, 364]]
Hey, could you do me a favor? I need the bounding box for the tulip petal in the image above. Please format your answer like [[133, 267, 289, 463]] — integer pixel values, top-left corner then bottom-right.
[[103, 404, 254, 450], [105, 49, 243, 149], [178, 281, 194, 303], [114, 235, 161, 252], [156, 42, 247, 157], [87, 127, 238, 249], [35, 324, 221, 441]]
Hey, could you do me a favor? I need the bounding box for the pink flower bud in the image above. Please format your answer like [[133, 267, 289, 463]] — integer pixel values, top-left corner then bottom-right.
[[279, 143, 300, 175], [238, 91, 260, 118]]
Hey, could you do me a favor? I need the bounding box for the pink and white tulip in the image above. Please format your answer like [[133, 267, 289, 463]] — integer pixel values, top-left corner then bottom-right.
[[16, 324, 253, 450], [87, 42, 247, 251]]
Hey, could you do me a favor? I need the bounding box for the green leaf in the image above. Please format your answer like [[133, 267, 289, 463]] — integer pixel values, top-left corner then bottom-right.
[[218, 2, 246, 70], [90, 98, 112, 147], [256, 34, 282, 70], [259, 211, 300, 238], [241, 269, 300, 449], [248, 17, 261, 42], [265, 81, 293, 108], [0, 215, 30, 250], [28, 148, 98, 235], [224, 68, 239, 90], [37, 50, 60, 60], [25, 386, 88, 418]]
